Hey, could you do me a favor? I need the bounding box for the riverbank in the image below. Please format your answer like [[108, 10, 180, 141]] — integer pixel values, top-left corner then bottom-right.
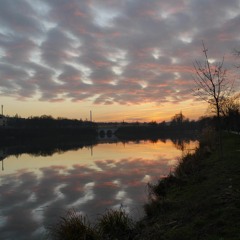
[[134, 132, 240, 240]]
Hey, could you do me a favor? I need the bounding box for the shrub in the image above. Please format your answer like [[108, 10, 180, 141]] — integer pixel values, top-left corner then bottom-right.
[[174, 152, 200, 179], [97, 207, 134, 240], [144, 199, 173, 218], [147, 174, 178, 201], [199, 126, 216, 150], [144, 174, 179, 218], [47, 209, 99, 240]]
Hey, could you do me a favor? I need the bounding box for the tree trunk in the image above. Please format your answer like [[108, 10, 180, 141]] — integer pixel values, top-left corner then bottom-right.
[[216, 104, 223, 159]]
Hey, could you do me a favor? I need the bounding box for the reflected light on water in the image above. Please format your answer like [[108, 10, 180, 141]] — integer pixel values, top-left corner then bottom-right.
[[2, 140, 197, 175], [0, 139, 198, 240]]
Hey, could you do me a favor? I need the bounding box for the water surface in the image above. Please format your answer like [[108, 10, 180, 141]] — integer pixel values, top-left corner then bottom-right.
[[0, 139, 197, 239]]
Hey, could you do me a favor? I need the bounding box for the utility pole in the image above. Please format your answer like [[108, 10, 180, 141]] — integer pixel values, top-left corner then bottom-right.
[[90, 110, 92, 122]]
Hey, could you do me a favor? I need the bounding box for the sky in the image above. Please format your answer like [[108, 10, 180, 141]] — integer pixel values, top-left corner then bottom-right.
[[0, 0, 240, 122]]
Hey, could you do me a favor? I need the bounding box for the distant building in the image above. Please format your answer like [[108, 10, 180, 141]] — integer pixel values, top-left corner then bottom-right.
[[0, 115, 7, 127]]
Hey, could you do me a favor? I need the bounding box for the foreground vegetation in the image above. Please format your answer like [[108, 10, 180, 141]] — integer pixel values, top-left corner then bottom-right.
[[47, 208, 134, 240], [47, 131, 240, 239], [135, 131, 240, 240]]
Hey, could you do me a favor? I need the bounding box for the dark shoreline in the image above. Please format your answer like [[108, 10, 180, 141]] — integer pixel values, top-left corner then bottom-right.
[[0, 126, 198, 160]]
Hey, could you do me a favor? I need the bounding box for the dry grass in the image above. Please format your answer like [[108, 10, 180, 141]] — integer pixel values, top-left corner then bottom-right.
[[97, 207, 134, 240], [47, 209, 100, 240]]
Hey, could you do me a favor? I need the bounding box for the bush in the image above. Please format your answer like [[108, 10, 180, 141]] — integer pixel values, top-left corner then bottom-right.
[[147, 174, 178, 201], [97, 207, 134, 240], [144, 199, 173, 218], [174, 151, 201, 179], [47, 209, 99, 240], [199, 126, 216, 150]]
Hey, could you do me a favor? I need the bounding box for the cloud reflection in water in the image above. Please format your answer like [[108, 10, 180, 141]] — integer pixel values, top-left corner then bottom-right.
[[0, 155, 173, 239], [0, 139, 199, 239]]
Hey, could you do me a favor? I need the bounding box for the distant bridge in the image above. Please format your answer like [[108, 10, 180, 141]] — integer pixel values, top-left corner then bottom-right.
[[97, 124, 120, 138], [96, 123, 149, 138]]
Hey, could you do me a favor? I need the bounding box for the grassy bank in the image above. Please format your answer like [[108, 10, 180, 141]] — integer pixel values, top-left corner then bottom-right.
[[136, 132, 240, 240], [47, 132, 240, 240]]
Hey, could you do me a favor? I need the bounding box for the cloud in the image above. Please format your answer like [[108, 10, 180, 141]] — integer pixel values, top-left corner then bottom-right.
[[0, 0, 43, 37], [0, 155, 174, 238], [41, 28, 76, 68], [0, 0, 239, 105]]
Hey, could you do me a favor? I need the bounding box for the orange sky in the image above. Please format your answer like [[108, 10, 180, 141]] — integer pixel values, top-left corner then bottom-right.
[[1, 96, 207, 122]]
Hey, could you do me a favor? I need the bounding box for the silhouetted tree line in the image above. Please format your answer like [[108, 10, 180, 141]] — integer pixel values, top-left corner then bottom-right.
[[115, 110, 240, 140], [1, 108, 239, 146], [0, 115, 97, 145], [115, 113, 200, 140], [6, 115, 97, 129]]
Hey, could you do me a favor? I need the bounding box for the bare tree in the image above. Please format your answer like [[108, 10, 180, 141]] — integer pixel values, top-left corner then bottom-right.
[[221, 93, 240, 133], [193, 41, 234, 157], [221, 93, 240, 117], [193, 41, 234, 121]]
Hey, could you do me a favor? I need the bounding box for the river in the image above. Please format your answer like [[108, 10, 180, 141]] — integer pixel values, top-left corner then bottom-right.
[[0, 138, 197, 239]]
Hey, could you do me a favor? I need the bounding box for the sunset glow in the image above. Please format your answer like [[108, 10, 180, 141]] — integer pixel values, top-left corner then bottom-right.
[[0, 0, 239, 121]]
